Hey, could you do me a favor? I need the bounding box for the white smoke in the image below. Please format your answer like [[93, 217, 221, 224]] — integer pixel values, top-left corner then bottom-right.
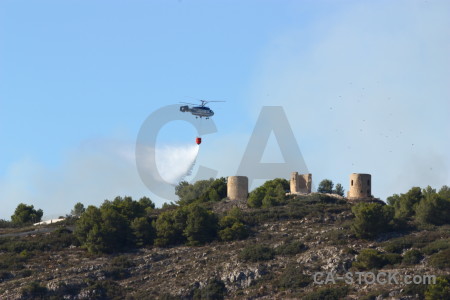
[[0, 139, 199, 220], [155, 144, 199, 184]]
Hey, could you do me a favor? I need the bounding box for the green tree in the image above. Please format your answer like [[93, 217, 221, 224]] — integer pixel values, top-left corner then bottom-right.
[[247, 178, 289, 208], [200, 177, 227, 202], [11, 203, 43, 225], [425, 276, 450, 300], [247, 188, 265, 208], [333, 183, 345, 196], [154, 208, 188, 246], [75, 200, 137, 253], [317, 179, 333, 194], [102, 196, 150, 220], [351, 203, 394, 239], [438, 185, 450, 200], [176, 178, 227, 206], [71, 202, 85, 217], [387, 194, 401, 206], [99, 207, 133, 251], [138, 196, 155, 209], [74, 206, 103, 252], [392, 187, 423, 219], [218, 215, 249, 241], [75, 196, 157, 253], [415, 186, 450, 225], [131, 217, 156, 247], [184, 204, 218, 246]]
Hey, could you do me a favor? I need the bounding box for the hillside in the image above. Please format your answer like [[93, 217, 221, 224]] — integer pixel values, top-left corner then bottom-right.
[[1, 186, 450, 299]]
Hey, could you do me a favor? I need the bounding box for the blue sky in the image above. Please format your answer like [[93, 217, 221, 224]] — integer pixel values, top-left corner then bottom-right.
[[1, 0, 449, 220]]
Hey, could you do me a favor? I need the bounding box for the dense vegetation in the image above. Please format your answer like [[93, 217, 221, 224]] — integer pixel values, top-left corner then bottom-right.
[[1, 179, 450, 299], [11, 203, 43, 225]]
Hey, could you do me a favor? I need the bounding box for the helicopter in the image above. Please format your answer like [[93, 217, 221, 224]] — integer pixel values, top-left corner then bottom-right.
[[179, 100, 224, 119]]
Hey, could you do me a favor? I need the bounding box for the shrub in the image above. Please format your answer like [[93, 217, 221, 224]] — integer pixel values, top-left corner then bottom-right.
[[276, 265, 311, 289], [0, 252, 28, 271], [382, 253, 402, 266], [351, 203, 394, 239], [323, 229, 350, 245], [0, 271, 13, 282], [353, 249, 386, 270], [218, 216, 249, 241], [275, 240, 307, 256], [0, 219, 14, 228], [402, 249, 423, 265], [425, 276, 450, 300], [402, 283, 427, 299], [21, 281, 48, 299], [247, 178, 289, 208], [429, 248, 450, 269], [360, 290, 390, 300], [18, 269, 33, 278], [353, 249, 402, 270], [382, 233, 443, 254], [383, 239, 412, 254], [239, 244, 275, 262], [422, 238, 450, 255], [84, 279, 125, 300], [302, 285, 349, 300], [105, 256, 135, 280], [193, 278, 226, 300]]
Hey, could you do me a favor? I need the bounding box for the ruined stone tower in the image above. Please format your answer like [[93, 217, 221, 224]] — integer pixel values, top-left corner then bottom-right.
[[290, 172, 312, 194], [347, 173, 372, 199], [227, 176, 248, 201]]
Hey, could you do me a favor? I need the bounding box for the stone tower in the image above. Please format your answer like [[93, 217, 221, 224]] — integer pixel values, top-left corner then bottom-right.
[[290, 172, 312, 194], [227, 176, 248, 201], [348, 173, 372, 199]]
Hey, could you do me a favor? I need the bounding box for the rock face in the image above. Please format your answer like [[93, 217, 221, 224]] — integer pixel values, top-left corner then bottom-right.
[[220, 264, 266, 291], [0, 195, 447, 299]]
